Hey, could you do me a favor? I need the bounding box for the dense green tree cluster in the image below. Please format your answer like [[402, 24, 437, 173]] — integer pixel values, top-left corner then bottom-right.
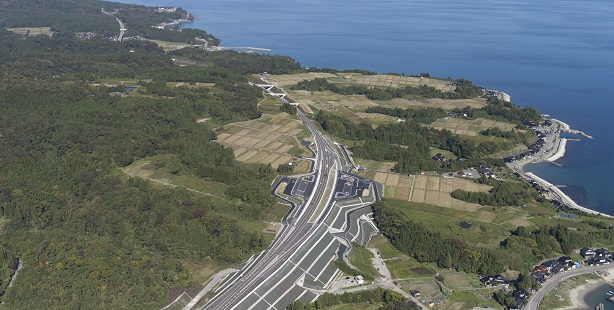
[[504, 225, 590, 256], [450, 97, 543, 126], [453, 79, 484, 98], [291, 77, 483, 100], [365, 106, 447, 124], [493, 289, 517, 308], [0, 32, 172, 79], [0, 0, 118, 35], [0, 249, 18, 298], [281, 102, 298, 115], [286, 287, 418, 310], [450, 181, 537, 207], [0, 75, 278, 307], [171, 49, 302, 75]]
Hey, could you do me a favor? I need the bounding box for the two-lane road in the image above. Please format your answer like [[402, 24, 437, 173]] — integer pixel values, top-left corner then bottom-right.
[[524, 264, 614, 310]]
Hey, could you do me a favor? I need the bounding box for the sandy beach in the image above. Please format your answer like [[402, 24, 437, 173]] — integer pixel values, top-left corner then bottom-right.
[[558, 271, 614, 310]]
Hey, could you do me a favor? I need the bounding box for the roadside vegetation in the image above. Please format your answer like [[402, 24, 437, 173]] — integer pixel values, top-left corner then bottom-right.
[[286, 288, 418, 310]]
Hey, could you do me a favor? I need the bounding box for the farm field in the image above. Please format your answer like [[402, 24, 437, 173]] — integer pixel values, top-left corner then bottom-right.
[[216, 112, 313, 168], [7, 27, 53, 36], [430, 117, 517, 138], [261, 72, 455, 92], [374, 173, 491, 211], [255, 72, 339, 86], [347, 74, 455, 91], [387, 97, 487, 110]]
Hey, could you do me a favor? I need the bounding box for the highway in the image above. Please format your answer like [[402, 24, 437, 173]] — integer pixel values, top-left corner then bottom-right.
[[523, 264, 614, 310], [101, 8, 126, 42], [203, 104, 354, 309]]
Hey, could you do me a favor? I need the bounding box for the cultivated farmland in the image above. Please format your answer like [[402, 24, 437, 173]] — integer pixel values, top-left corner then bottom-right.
[[216, 113, 313, 168]]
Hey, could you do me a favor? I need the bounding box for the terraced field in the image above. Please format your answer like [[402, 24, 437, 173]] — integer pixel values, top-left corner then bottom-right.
[[430, 117, 517, 137], [216, 113, 313, 168], [373, 173, 491, 211]]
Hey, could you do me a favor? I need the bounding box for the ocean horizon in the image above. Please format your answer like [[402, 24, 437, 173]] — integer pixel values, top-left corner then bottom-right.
[[125, 0, 614, 214]]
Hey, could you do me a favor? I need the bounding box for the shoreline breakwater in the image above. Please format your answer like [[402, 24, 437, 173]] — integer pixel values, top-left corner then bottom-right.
[[509, 116, 605, 216]]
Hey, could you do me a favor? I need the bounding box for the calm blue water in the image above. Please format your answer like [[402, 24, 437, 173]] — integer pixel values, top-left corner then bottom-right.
[[585, 284, 614, 310], [126, 0, 614, 214]]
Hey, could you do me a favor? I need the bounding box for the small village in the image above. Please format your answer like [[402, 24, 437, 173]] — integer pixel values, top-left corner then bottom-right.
[[478, 247, 614, 309]]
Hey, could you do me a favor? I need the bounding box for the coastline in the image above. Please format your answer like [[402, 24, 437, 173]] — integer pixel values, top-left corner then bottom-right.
[[507, 117, 609, 217], [147, 4, 604, 217], [559, 279, 604, 310], [558, 271, 614, 310]]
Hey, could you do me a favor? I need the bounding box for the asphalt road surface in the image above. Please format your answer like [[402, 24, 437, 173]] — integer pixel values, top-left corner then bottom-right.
[[203, 108, 348, 310], [523, 264, 614, 310]]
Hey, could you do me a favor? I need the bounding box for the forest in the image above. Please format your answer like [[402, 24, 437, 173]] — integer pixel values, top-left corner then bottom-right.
[[0, 5, 303, 307]]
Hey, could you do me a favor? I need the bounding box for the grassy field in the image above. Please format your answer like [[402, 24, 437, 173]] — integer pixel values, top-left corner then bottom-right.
[[121, 154, 229, 200], [322, 302, 383, 310], [382, 199, 531, 248], [349, 244, 379, 281], [262, 72, 455, 91], [354, 158, 396, 172], [430, 117, 517, 138], [216, 112, 312, 168], [181, 259, 224, 286], [254, 72, 339, 86], [447, 289, 502, 310], [430, 148, 457, 160], [7, 27, 53, 36], [149, 39, 195, 51], [119, 154, 286, 237]]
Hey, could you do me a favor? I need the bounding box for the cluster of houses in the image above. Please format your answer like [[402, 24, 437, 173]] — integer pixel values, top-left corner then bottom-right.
[[447, 112, 467, 118], [156, 7, 177, 13], [486, 89, 512, 102], [480, 274, 527, 310], [504, 120, 554, 164], [521, 175, 550, 197], [477, 164, 497, 179], [580, 247, 612, 265], [481, 251, 595, 309], [503, 134, 546, 163], [530, 256, 580, 284]]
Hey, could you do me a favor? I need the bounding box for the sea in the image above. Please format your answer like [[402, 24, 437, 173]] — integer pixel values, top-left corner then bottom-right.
[[123, 0, 614, 215]]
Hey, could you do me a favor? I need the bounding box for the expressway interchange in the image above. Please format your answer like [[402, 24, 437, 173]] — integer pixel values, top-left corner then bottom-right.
[[202, 105, 379, 309]]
